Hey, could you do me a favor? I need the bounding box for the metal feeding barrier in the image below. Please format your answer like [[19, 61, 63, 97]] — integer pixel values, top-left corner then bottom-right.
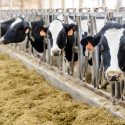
[[0, 8, 125, 105]]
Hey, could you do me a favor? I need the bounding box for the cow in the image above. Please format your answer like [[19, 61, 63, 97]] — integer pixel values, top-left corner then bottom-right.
[[47, 15, 78, 74], [0, 17, 30, 44], [81, 22, 125, 82], [27, 19, 47, 53], [0, 18, 16, 37]]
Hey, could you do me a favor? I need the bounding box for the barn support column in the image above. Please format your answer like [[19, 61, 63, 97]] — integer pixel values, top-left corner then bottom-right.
[[79, 0, 83, 8], [62, 0, 65, 9], [10, 0, 13, 9]]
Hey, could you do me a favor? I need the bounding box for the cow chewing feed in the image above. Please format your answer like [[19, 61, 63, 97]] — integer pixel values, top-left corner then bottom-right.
[[81, 23, 125, 82]]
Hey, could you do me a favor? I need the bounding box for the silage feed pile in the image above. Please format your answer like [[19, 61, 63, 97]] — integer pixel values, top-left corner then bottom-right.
[[0, 53, 124, 125]]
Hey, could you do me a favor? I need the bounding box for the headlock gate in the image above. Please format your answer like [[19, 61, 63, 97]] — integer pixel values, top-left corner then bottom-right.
[[0, 7, 125, 105]]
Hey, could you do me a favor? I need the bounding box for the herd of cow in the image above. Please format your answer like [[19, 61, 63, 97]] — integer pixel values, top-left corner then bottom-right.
[[1, 14, 125, 100]]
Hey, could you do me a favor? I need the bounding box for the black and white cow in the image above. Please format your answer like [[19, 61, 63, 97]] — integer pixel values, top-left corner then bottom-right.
[[48, 16, 77, 56], [0, 18, 16, 37], [0, 17, 30, 44], [47, 15, 78, 73], [81, 23, 125, 82], [27, 19, 47, 53]]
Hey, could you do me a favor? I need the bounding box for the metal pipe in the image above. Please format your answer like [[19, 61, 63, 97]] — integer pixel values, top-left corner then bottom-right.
[[76, 14, 83, 80]]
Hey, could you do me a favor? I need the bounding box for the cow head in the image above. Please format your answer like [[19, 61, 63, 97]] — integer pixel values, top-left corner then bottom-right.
[[29, 19, 47, 53], [0, 17, 30, 44], [48, 19, 77, 56], [81, 23, 125, 82]]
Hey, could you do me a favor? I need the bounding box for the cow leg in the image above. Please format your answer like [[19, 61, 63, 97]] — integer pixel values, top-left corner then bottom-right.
[[98, 57, 103, 88], [69, 61, 80, 75], [64, 58, 73, 75]]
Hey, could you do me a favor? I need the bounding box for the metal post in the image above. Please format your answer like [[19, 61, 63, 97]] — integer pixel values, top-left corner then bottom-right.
[[76, 14, 83, 80], [111, 82, 115, 104], [47, 33, 51, 65], [116, 16, 122, 24], [89, 14, 99, 88], [115, 82, 121, 99]]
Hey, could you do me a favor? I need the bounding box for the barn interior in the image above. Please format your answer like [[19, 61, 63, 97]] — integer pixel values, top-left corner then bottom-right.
[[0, 0, 125, 125]]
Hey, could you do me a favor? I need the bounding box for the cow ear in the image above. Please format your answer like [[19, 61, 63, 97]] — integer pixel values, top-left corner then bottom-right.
[[23, 22, 31, 33], [25, 28, 30, 34], [81, 36, 94, 47], [40, 27, 48, 37], [63, 24, 78, 36], [82, 32, 87, 38]]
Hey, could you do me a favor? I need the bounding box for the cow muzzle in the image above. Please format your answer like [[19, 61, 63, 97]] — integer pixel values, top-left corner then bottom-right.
[[51, 49, 61, 56], [106, 70, 122, 82]]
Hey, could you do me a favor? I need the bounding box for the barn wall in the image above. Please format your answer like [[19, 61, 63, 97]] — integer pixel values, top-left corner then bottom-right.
[[0, 0, 124, 10]]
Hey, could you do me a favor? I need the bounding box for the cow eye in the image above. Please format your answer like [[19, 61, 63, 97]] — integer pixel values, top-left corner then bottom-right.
[[99, 44, 104, 52]]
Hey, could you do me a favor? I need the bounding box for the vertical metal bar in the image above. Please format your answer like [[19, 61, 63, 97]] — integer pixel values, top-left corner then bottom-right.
[[90, 15, 100, 88], [98, 55, 103, 85], [76, 15, 83, 80], [42, 36, 46, 62], [62, 0, 65, 10], [115, 82, 121, 98], [111, 82, 115, 97], [47, 34, 51, 65], [0, 21, 1, 38], [116, 16, 122, 24], [120, 80, 124, 100]]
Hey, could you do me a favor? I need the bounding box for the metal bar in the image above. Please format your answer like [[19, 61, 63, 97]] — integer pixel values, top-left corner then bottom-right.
[[76, 14, 83, 80]]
